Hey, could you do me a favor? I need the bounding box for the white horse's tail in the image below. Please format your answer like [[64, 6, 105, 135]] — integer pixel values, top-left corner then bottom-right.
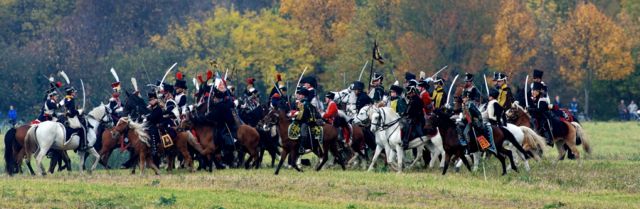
[[520, 126, 546, 160], [572, 122, 591, 154], [23, 125, 39, 160]]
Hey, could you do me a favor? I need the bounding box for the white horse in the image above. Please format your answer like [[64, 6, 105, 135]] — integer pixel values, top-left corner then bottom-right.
[[331, 88, 357, 117], [24, 104, 108, 175], [352, 105, 395, 172]]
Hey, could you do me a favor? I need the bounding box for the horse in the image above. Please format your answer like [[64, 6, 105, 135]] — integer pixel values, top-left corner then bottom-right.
[[112, 117, 160, 175], [260, 107, 345, 175], [23, 104, 108, 175], [506, 102, 591, 164], [4, 125, 36, 175]]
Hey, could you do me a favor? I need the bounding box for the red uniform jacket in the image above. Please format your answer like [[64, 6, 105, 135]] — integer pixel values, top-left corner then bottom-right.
[[420, 90, 432, 114], [323, 101, 338, 124]]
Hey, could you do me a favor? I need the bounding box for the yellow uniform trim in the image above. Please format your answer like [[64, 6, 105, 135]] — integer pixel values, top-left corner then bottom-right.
[[432, 86, 444, 109], [498, 83, 508, 107]]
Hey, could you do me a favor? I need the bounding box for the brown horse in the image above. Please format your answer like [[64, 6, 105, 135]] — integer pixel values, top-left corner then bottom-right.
[[112, 117, 160, 175], [506, 103, 591, 164], [260, 108, 345, 175]]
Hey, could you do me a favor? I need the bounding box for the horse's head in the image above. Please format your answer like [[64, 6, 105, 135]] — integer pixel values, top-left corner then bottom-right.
[[369, 107, 400, 132], [506, 101, 530, 123], [333, 88, 351, 105], [352, 105, 373, 126], [123, 91, 149, 119], [257, 107, 281, 131], [86, 103, 110, 124]]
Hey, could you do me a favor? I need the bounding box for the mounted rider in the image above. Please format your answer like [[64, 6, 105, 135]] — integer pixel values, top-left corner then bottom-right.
[[461, 88, 496, 154], [431, 77, 447, 111], [463, 73, 481, 105], [173, 72, 188, 120], [108, 81, 123, 125], [146, 91, 163, 157], [160, 83, 180, 132], [37, 79, 63, 122], [323, 92, 351, 144], [292, 86, 320, 153], [270, 74, 289, 110], [529, 82, 555, 146], [402, 81, 425, 149], [301, 76, 324, 111], [484, 89, 503, 126], [368, 72, 385, 104], [210, 89, 238, 166], [62, 86, 89, 150], [388, 84, 407, 115], [493, 72, 513, 126], [352, 81, 372, 114], [418, 72, 433, 114], [243, 77, 260, 110]]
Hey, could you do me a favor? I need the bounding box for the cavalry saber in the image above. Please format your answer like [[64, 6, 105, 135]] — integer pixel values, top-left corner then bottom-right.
[[159, 62, 178, 88], [445, 74, 460, 106], [431, 65, 448, 79], [524, 75, 529, 108], [357, 61, 369, 81], [483, 74, 490, 96], [296, 66, 308, 88], [80, 79, 86, 111]]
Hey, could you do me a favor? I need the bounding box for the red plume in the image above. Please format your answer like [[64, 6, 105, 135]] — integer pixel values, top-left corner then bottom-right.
[[56, 81, 62, 88], [197, 74, 204, 84], [246, 78, 255, 85], [276, 74, 282, 82], [206, 70, 213, 80], [176, 71, 183, 80]]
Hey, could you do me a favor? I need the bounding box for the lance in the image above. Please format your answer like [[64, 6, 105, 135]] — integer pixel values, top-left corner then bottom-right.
[[445, 74, 460, 106]]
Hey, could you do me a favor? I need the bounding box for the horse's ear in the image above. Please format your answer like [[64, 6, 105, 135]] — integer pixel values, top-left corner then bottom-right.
[[125, 91, 131, 97]]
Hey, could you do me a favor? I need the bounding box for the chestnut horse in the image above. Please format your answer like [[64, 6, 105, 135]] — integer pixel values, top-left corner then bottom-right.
[[506, 102, 591, 164], [260, 107, 345, 175]]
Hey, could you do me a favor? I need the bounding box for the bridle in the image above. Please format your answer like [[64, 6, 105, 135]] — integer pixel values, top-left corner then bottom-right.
[[370, 107, 401, 132]]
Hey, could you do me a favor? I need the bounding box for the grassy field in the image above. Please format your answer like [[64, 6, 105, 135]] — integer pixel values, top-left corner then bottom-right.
[[0, 122, 639, 209]]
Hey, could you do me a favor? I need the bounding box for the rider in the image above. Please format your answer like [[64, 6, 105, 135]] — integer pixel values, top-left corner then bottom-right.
[[461, 89, 496, 154], [431, 77, 447, 111], [369, 72, 385, 103], [529, 82, 554, 146], [323, 92, 351, 144], [418, 80, 433, 114], [161, 84, 179, 137], [463, 73, 481, 105], [269, 74, 289, 109], [211, 89, 238, 166], [352, 81, 372, 114], [404, 72, 416, 88], [63, 86, 88, 150], [493, 72, 513, 126], [38, 90, 60, 122], [109, 81, 122, 125], [301, 76, 323, 111], [174, 72, 188, 120], [293, 86, 318, 153], [146, 91, 163, 157], [402, 83, 425, 149], [484, 89, 503, 126], [388, 84, 407, 115]]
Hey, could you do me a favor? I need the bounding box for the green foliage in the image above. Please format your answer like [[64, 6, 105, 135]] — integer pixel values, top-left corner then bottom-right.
[[157, 194, 177, 206]]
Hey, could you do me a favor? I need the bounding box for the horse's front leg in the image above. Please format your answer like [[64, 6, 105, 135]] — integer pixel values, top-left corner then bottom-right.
[[367, 145, 383, 172], [78, 150, 86, 174], [88, 148, 101, 173]]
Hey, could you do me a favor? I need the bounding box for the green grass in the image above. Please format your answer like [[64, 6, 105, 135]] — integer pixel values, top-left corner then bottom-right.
[[0, 122, 639, 208]]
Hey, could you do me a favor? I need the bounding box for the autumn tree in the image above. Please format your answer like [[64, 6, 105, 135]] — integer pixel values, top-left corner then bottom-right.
[[154, 7, 315, 91], [485, 0, 538, 76], [552, 2, 634, 116], [280, 0, 356, 60]]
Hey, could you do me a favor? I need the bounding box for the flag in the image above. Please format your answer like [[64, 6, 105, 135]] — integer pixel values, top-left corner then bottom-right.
[[373, 40, 384, 65]]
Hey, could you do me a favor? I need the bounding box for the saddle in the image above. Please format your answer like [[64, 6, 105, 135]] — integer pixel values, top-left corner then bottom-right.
[[288, 123, 323, 144]]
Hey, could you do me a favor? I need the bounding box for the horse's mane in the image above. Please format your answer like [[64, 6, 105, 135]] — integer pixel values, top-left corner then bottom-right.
[[88, 104, 106, 119], [512, 102, 531, 119], [127, 119, 149, 142]]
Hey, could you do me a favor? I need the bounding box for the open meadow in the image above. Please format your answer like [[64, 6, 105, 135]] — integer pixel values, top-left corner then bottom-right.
[[0, 122, 639, 209]]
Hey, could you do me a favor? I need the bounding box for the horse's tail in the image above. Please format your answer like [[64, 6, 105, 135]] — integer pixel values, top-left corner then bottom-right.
[[519, 126, 546, 160], [4, 128, 18, 175], [572, 122, 591, 154], [23, 125, 38, 161], [500, 126, 530, 159]]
